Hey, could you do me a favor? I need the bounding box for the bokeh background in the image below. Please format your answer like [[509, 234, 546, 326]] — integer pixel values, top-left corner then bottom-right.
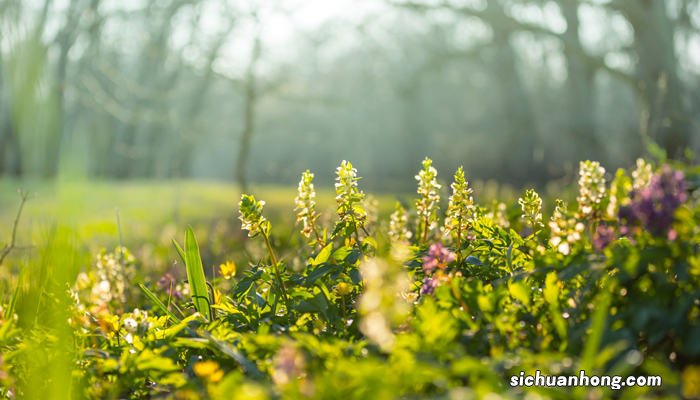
[[1, 0, 699, 192]]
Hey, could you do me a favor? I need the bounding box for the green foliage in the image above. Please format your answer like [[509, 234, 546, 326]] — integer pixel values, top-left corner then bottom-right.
[[1, 158, 699, 399], [173, 227, 212, 321]]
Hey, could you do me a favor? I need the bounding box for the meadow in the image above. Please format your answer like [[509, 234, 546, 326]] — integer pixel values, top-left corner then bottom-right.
[[0, 157, 699, 399]]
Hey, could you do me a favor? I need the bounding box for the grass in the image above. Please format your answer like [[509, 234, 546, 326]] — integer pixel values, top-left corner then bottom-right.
[[0, 179, 401, 279]]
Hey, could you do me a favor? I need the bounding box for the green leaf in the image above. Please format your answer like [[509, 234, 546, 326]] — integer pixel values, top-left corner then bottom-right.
[[465, 256, 482, 266], [199, 330, 264, 379], [581, 280, 612, 371], [508, 281, 530, 307], [543, 272, 559, 305], [135, 349, 180, 372], [544, 271, 567, 342], [362, 236, 377, 250], [139, 283, 181, 323], [179, 227, 211, 321], [477, 295, 494, 313], [172, 239, 186, 263], [312, 243, 333, 266], [306, 263, 336, 285], [332, 245, 352, 261]]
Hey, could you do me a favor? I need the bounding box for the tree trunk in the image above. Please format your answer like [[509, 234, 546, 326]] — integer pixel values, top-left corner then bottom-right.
[[173, 23, 233, 179], [561, 1, 600, 161], [235, 33, 261, 192], [0, 116, 23, 177], [622, 0, 690, 157], [46, 40, 70, 178], [46, 0, 82, 178], [489, 33, 539, 181]]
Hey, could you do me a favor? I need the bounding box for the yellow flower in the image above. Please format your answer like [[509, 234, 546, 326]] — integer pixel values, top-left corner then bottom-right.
[[219, 261, 236, 279], [335, 282, 353, 296], [683, 365, 700, 399], [193, 360, 224, 383]]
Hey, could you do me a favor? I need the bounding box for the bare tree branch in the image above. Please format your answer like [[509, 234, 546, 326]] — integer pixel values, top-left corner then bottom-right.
[[391, 0, 638, 89], [0, 189, 29, 266]]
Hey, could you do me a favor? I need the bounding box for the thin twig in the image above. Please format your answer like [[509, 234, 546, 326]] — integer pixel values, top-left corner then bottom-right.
[[0, 190, 30, 265]]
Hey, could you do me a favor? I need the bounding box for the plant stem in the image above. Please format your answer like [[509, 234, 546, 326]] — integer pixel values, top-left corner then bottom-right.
[[456, 229, 462, 264], [261, 230, 292, 315], [312, 225, 325, 249]]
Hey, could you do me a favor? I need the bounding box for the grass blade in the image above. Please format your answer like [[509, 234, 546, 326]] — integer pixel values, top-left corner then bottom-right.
[[182, 227, 212, 321], [138, 283, 181, 323], [172, 239, 186, 263]]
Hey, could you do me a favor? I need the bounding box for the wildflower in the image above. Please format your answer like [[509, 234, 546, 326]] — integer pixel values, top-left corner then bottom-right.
[[606, 168, 632, 219], [119, 309, 152, 344], [592, 223, 615, 251], [91, 280, 112, 305], [193, 360, 224, 383], [631, 158, 653, 190], [388, 202, 412, 243], [415, 158, 441, 243], [334, 160, 367, 239], [294, 170, 320, 240], [485, 201, 510, 228], [443, 166, 475, 247], [156, 272, 182, 299], [518, 189, 543, 231], [75, 272, 91, 291], [335, 281, 353, 296], [219, 261, 236, 279], [577, 160, 606, 218], [123, 317, 138, 333], [238, 194, 270, 238], [420, 277, 438, 296], [96, 247, 135, 306], [619, 165, 688, 237], [422, 243, 455, 274], [272, 343, 306, 386], [175, 282, 190, 298], [548, 200, 584, 256], [364, 195, 380, 229]]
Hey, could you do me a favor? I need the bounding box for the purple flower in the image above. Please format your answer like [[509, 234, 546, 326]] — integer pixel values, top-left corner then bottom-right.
[[420, 277, 438, 295], [619, 165, 688, 238], [157, 273, 182, 299], [422, 243, 456, 274], [593, 224, 615, 251]]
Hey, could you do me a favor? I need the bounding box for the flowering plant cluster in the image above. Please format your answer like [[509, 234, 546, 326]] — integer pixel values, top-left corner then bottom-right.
[[0, 157, 698, 399], [415, 157, 442, 244], [619, 165, 688, 238]]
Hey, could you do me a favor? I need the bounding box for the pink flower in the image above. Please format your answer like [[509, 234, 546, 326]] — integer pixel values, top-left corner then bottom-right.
[[422, 243, 455, 274]]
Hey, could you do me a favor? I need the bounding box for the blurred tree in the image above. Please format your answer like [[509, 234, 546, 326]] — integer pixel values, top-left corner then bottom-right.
[[46, 0, 86, 178], [616, 0, 691, 157], [235, 21, 261, 193], [173, 17, 235, 179], [395, 0, 697, 163]]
